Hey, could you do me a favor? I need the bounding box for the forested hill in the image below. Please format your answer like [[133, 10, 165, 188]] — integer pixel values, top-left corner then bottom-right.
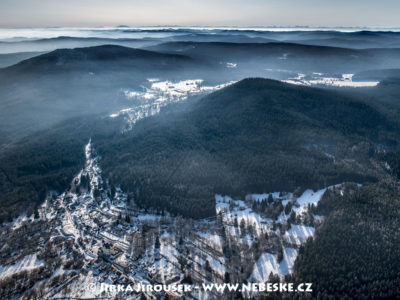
[[191, 78, 392, 139], [95, 78, 395, 218], [0, 45, 206, 145], [0, 44, 196, 73]]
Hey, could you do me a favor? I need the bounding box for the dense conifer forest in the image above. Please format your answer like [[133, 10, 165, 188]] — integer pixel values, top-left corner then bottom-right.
[[291, 183, 400, 299]]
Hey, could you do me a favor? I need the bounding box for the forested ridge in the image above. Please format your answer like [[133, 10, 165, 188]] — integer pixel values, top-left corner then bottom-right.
[[95, 79, 394, 218]]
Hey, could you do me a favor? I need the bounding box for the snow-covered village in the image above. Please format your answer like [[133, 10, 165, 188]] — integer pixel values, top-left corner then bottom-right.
[[0, 138, 347, 299]]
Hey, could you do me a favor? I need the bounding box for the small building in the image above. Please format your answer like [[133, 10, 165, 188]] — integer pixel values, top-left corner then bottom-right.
[[102, 242, 112, 256]]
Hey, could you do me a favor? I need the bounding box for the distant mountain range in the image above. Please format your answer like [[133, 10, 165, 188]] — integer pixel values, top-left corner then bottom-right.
[[147, 41, 400, 73]]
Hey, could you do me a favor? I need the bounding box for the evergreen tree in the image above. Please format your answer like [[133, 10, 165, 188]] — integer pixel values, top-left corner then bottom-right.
[[154, 235, 160, 249], [125, 214, 130, 223]]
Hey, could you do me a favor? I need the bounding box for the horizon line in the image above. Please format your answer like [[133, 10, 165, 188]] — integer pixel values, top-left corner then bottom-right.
[[1, 25, 400, 33]]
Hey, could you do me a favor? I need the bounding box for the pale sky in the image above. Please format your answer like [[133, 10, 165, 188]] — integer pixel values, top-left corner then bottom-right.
[[0, 0, 399, 28]]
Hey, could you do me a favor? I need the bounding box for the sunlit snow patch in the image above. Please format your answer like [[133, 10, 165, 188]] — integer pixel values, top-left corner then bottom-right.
[[279, 53, 289, 60], [284, 225, 315, 245], [226, 62, 237, 68], [249, 247, 298, 281]]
